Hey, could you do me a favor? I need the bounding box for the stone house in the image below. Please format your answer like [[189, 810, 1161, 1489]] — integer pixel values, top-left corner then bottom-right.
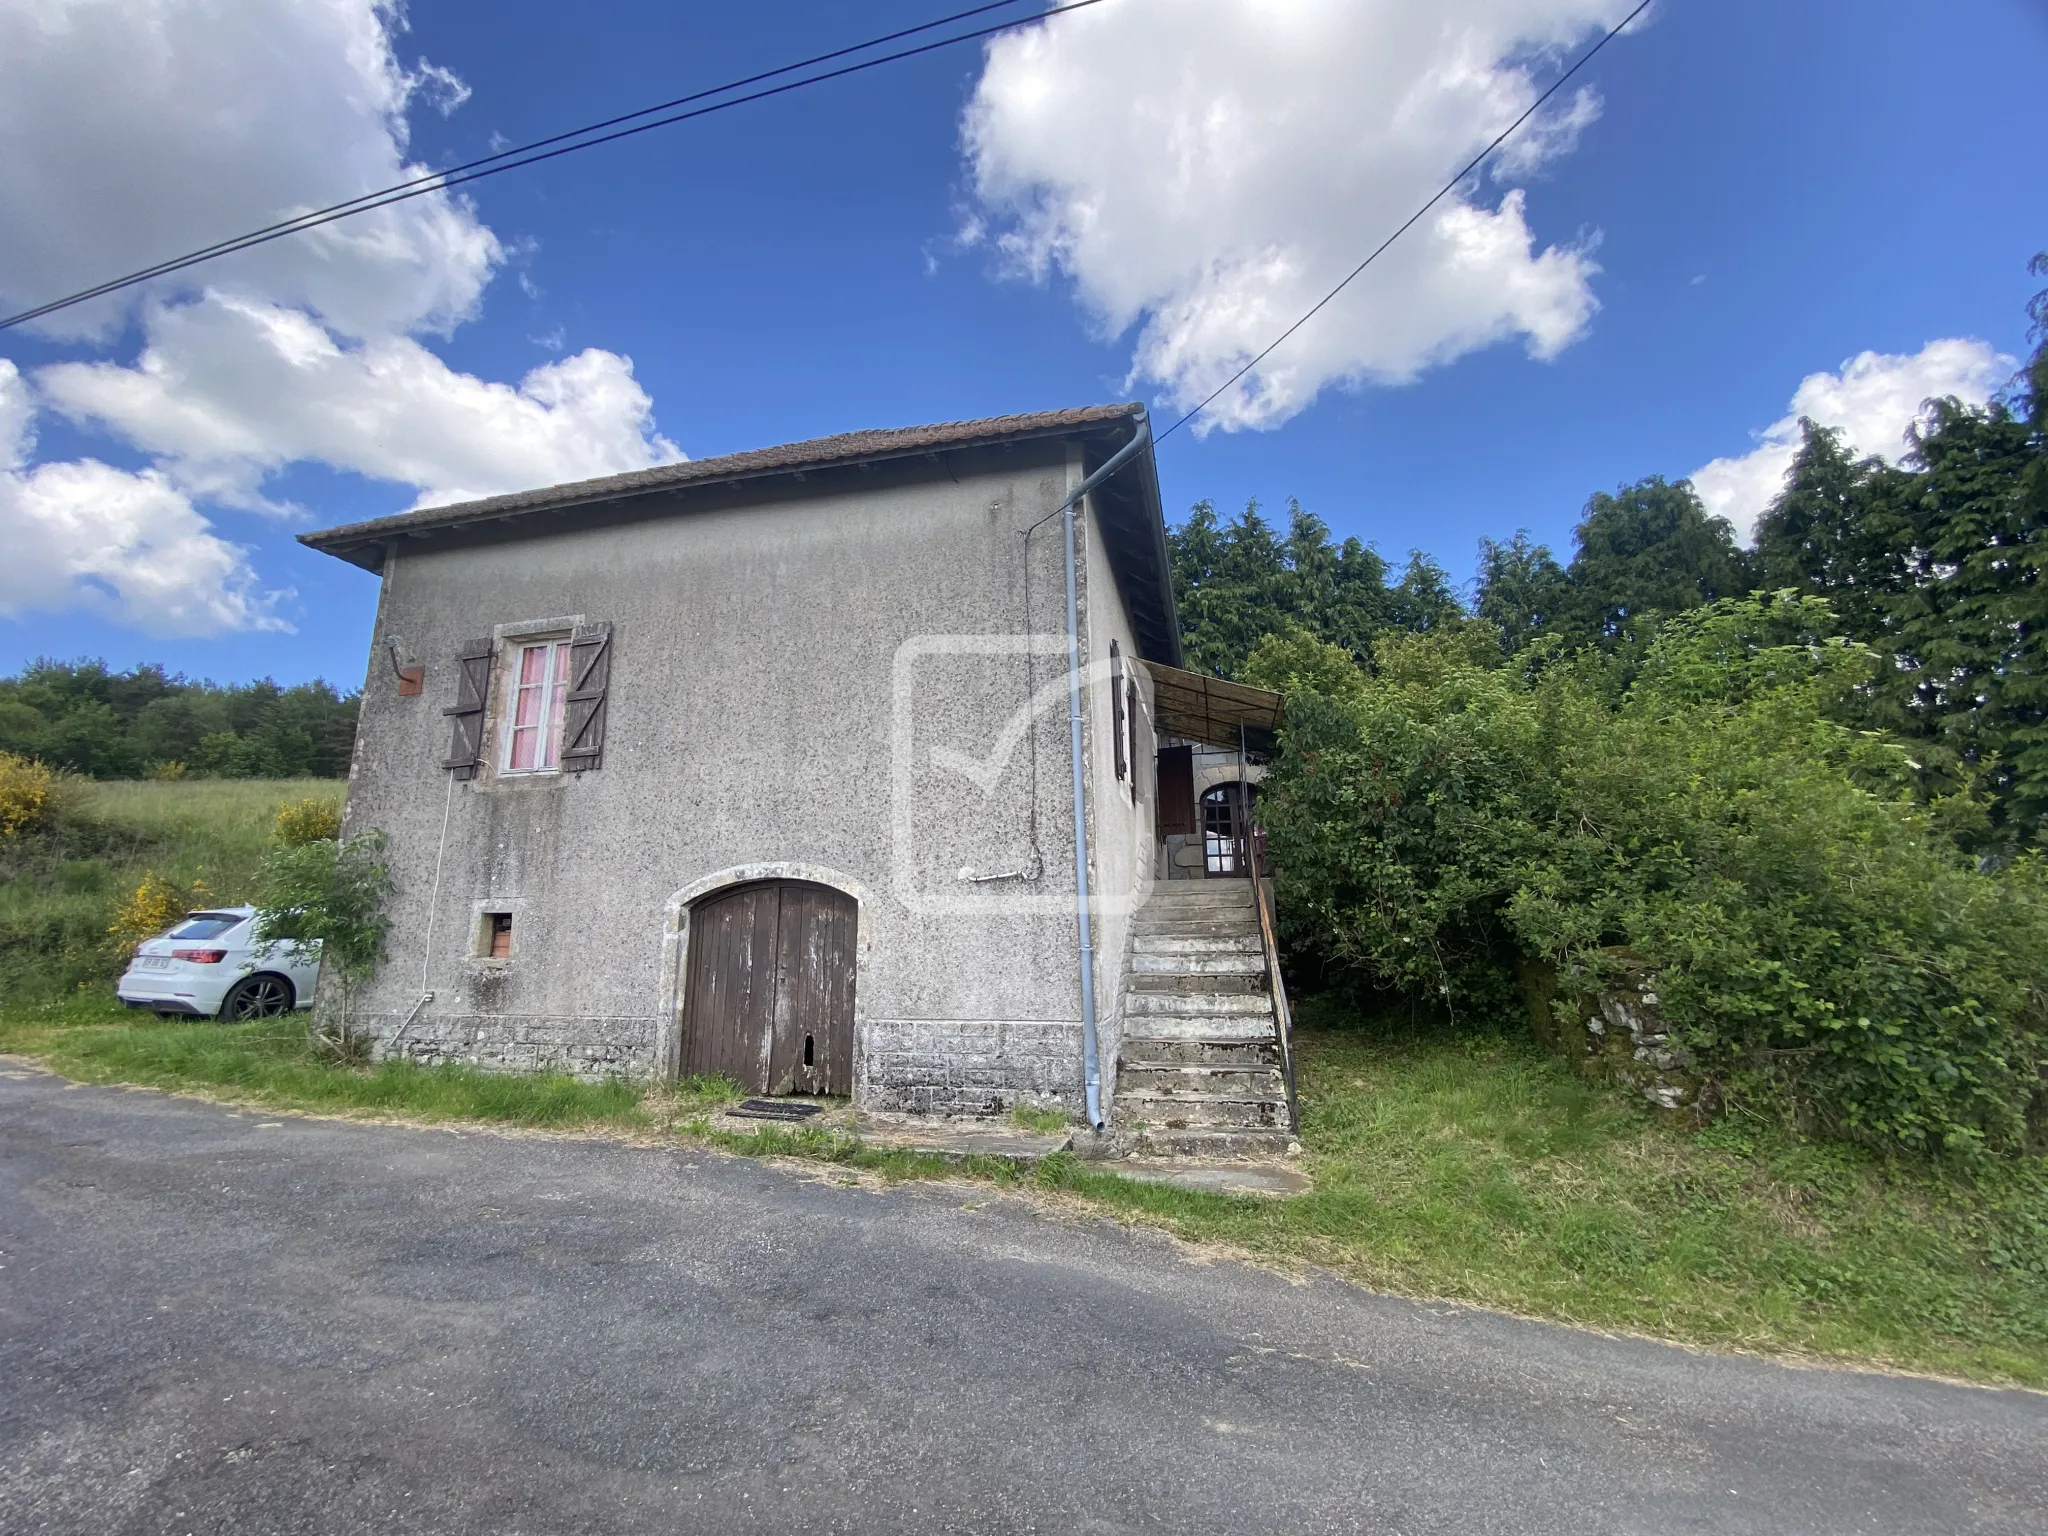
[[303, 403, 1291, 1139]]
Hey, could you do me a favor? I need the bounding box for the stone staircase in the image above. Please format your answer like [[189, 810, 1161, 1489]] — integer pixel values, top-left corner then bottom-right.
[[1112, 879, 1294, 1157]]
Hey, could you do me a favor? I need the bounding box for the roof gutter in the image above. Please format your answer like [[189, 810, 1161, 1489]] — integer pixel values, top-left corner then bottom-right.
[[1059, 414, 1154, 1134]]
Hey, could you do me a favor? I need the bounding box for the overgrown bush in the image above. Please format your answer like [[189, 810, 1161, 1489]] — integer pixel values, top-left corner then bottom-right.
[[1252, 596, 2048, 1158], [252, 829, 393, 1046]]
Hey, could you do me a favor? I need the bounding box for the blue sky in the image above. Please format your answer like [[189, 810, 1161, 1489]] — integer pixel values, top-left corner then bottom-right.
[[1, 0, 2043, 689]]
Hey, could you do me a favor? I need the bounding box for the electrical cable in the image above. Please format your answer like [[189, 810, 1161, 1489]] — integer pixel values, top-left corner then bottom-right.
[[1156, 0, 1655, 443], [0, 0, 1102, 331], [3, 0, 1038, 326]]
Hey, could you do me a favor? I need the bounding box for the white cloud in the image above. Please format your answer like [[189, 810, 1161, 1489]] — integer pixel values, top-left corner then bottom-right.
[[1690, 339, 2013, 542], [39, 294, 680, 512], [962, 0, 1639, 432], [0, 362, 287, 636], [0, 360, 32, 470], [0, 0, 496, 341], [0, 0, 684, 635]]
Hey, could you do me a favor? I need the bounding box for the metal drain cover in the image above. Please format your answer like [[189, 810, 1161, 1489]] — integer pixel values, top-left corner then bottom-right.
[[728, 1099, 825, 1122]]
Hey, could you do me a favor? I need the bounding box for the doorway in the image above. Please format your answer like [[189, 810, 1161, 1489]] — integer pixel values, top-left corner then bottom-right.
[[681, 880, 856, 1095], [1201, 782, 1256, 876]]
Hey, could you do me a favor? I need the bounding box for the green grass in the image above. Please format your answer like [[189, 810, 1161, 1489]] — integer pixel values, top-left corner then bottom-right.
[[3, 991, 2041, 1386], [1073, 1021, 2048, 1387], [1009, 1103, 1072, 1134], [0, 993, 734, 1129], [1, 777, 341, 1004]]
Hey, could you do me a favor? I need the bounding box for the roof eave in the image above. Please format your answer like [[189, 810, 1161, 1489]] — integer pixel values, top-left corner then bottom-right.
[[297, 405, 1146, 563]]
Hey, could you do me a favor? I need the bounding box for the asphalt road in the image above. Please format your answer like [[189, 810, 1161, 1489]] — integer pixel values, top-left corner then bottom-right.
[[1, 1068, 2042, 1535]]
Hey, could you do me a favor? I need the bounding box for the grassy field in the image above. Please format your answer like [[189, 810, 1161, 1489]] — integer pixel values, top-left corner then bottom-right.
[[2, 989, 2041, 1388], [0, 777, 341, 1003]]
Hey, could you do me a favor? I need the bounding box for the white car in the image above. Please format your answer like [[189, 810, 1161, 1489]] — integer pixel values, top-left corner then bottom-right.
[[116, 906, 321, 1020]]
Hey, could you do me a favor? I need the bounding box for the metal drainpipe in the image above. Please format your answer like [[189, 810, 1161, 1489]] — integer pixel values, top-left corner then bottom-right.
[[1057, 418, 1153, 1133]]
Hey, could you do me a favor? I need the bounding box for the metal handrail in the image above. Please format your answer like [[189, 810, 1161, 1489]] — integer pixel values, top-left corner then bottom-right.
[[1243, 823, 1300, 1136]]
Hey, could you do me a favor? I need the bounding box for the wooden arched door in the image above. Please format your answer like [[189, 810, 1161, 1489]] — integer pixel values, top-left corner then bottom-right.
[[681, 880, 856, 1095]]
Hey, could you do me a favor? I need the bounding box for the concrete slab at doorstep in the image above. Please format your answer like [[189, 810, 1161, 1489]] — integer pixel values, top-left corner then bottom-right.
[[853, 1111, 1074, 1162], [1110, 1159, 1313, 1199], [716, 1106, 1307, 1193]]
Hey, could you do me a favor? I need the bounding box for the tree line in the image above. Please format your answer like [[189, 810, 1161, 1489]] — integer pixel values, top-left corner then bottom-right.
[[0, 659, 359, 780], [1172, 268, 2047, 851]]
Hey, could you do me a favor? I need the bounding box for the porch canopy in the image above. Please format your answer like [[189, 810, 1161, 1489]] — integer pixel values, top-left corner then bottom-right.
[[1142, 662, 1284, 754]]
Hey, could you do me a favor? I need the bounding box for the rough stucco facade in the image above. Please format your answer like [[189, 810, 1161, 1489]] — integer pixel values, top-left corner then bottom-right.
[[307, 407, 1178, 1117]]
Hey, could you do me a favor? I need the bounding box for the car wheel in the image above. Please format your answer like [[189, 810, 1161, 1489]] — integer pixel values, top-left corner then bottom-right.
[[221, 974, 294, 1020]]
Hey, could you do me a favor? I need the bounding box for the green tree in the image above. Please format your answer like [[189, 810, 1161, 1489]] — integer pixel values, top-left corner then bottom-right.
[[0, 698, 47, 757], [39, 702, 142, 778], [132, 694, 217, 767], [1387, 551, 1465, 634], [1169, 498, 1460, 678], [1474, 531, 1570, 653], [1282, 503, 1395, 656], [1752, 421, 1918, 645], [1559, 477, 1753, 649], [1170, 499, 1299, 676], [1891, 396, 2046, 843]]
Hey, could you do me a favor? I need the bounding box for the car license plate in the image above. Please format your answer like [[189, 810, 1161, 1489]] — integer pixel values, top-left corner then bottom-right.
[[137, 956, 172, 970]]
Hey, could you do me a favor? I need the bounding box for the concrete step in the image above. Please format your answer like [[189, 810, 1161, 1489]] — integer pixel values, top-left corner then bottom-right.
[[1142, 886, 1255, 909], [1117, 1062, 1286, 1098], [1125, 994, 1274, 1023], [1114, 1092, 1290, 1131], [1132, 933, 1263, 955], [1119, 1037, 1279, 1068], [1121, 1012, 1276, 1041], [1118, 1126, 1296, 1160], [1127, 971, 1266, 998], [1130, 950, 1264, 976], [1132, 921, 1264, 944]]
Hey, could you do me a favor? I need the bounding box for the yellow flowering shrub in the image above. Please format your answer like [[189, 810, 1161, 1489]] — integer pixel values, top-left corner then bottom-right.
[[273, 796, 342, 845], [0, 751, 52, 837], [108, 870, 210, 951]]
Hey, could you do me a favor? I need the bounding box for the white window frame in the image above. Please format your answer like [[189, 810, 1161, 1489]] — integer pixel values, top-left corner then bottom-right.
[[500, 637, 573, 775]]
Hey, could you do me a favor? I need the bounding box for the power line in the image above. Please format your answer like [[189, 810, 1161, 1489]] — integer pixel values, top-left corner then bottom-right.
[[5, 0, 1038, 326], [0, 0, 1099, 332], [1157, 0, 1655, 443]]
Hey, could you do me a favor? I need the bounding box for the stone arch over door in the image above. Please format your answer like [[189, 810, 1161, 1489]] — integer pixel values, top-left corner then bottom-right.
[[1192, 762, 1264, 797], [656, 864, 873, 1084]]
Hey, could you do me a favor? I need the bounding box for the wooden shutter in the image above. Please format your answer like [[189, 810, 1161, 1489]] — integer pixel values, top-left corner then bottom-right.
[[1110, 643, 1127, 781], [1156, 744, 1196, 835], [560, 621, 613, 773], [1127, 676, 1140, 797], [441, 639, 494, 778]]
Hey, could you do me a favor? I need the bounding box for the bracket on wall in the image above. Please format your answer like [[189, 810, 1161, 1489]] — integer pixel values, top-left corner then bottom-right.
[[388, 641, 425, 697]]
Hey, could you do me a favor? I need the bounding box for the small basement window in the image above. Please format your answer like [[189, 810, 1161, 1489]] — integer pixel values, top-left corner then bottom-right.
[[485, 912, 513, 960]]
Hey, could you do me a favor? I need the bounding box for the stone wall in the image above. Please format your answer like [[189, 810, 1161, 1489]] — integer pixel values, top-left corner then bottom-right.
[[1517, 955, 1701, 1116], [358, 1012, 657, 1078], [858, 1018, 1084, 1116]]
